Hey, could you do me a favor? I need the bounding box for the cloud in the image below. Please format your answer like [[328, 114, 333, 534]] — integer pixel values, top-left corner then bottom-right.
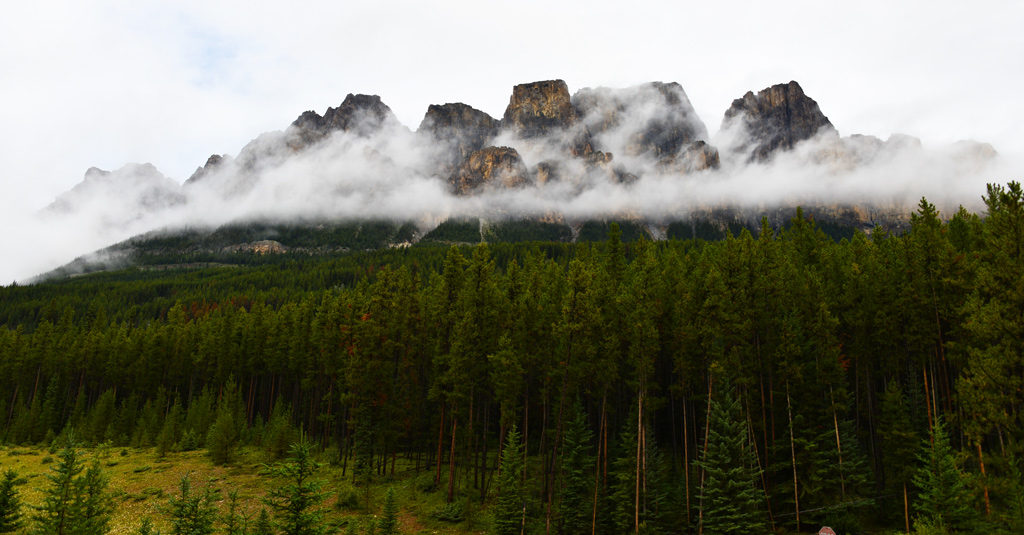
[[4, 81, 1010, 286], [1, 2, 1022, 282]]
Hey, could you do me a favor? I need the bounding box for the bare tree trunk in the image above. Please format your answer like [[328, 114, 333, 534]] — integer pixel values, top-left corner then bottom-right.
[[435, 403, 445, 486], [635, 394, 642, 535], [745, 393, 774, 531], [922, 364, 934, 439], [683, 394, 691, 526], [6, 384, 18, 429], [447, 417, 457, 503], [698, 374, 713, 535], [978, 442, 991, 517], [468, 391, 476, 491], [830, 386, 846, 498], [523, 386, 530, 480], [592, 394, 606, 535], [641, 397, 647, 523], [481, 401, 491, 500], [786, 382, 800, 532], [760, 375, 769, 470], [903, 482, 910, 534]]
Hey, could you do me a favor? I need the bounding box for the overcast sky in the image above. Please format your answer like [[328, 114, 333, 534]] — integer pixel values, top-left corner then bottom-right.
[[1, 1, 1022, 280]]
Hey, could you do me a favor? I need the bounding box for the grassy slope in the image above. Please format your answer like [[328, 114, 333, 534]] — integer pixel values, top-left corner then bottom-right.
[[0, 445, 488, 535]]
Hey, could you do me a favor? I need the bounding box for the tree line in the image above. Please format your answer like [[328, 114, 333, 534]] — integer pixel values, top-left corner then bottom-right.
[[2, 182, 1024, 533]]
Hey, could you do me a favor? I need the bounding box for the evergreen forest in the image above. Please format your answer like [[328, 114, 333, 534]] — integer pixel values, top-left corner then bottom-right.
[[2, 183, 1024, 534]]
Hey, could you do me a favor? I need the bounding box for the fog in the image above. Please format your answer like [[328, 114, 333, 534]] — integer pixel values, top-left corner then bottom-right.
[[2, 81, 1014, 285]]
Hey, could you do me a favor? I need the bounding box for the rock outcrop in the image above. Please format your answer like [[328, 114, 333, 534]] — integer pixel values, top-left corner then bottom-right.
[[502, 80, 593, 156], [721, 81, 834, 162], [222, 240, 287, 255], [418, 103, 499, 172], [659, 140, 721, 173], [185, 154, 226, 185], [574, 82, 710, 159], [289, 94, 398, 148], [503, 80, 578, 135], [450, 146, 529, 194]]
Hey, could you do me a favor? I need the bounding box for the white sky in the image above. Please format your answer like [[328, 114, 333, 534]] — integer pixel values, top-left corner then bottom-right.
[[0, 0, 1022, 280]]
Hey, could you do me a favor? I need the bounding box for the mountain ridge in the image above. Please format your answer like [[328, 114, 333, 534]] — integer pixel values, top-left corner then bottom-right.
[[31, 79, 1001, 280]]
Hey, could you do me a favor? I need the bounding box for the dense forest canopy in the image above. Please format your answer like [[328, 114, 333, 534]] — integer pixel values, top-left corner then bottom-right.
[[2, 182, 1024, 534]]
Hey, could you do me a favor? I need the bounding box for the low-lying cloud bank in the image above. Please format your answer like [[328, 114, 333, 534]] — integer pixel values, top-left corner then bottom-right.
[[3, 79, 1014, 284]]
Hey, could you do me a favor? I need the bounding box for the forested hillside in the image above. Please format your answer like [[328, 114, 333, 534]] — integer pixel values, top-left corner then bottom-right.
[[2, 183, 1024, 534]]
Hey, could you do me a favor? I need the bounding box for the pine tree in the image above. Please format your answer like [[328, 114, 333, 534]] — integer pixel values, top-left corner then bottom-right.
[[493, 425, 524, 535], [0, 469, 22, 533], [222, 490, 246, 535], [378, 487, 399, 535], [912, 417, 980, 533], [206, 403, 238, 466], [156, 401, 182, 459], [76, 462, 113, 535], [166, 475, 218, 535], [252, 509, 274, 535], [136, 518, 160, 535], [31, 438, 113, 535], [878, 380, 920, 531], [696, 384, 766, 535], [557, 402, 592, 535], [264, 439, 329, 535]]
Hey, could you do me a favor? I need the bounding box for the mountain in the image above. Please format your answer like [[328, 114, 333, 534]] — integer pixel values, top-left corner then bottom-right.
[[35, 78, 1000, 279], [720, 80, 834, 162], [45, 163, 185, 225]]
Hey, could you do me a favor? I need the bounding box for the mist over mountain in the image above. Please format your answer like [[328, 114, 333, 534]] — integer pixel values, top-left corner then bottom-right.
[[12, 79, 1007, 282]]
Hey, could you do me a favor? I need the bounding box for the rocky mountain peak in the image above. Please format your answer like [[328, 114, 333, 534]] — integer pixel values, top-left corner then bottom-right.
[[501, 80, 594, 157], [185, 154, 226, 185], [289, 93, 398, 148], [420, 103, 498, 133], [573, 81, 714, 171], [574, 82, 708, 152], [502, 80, 579, 136], [46, 163, 184, 216], [721, 81, 835, 162], [322, 94, 395, 134], [419, 103, 499, 172]]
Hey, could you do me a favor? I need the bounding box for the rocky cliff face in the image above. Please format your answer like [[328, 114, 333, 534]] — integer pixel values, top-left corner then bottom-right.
[[185, 154, 226, 185], [449, 146, 529, 194], [502, 80, 593, 156], [660, 140, 721, 173], [721, 81, 834, 162], [289, 94, 399, 148], [503, 80, 578, 135], [418, 103, 499, 173], [574, 82, 710, 159]]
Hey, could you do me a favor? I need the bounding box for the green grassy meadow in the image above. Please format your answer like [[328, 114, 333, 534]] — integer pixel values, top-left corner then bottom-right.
[[0, 445, 488, 535]]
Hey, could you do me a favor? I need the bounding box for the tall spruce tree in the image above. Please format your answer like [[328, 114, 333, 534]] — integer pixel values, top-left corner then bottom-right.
[[557, 402, 592, 535], [31, 441, 83, 535], [76, 462, 113, 535], [264, 439, 329, 535], [912, 417, 980, 533], [378, 487, 399, 535], [494, 425, 525, 535], [878, 380, 920, 531], [252, 509, 274, 535], [166, 475, 218, 535], [0, 469, 21, 533], [222, 490, 246, 535], [696, 382, 766, 535], [31, 439, 112, 535], [608, 410, 672, 535]]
